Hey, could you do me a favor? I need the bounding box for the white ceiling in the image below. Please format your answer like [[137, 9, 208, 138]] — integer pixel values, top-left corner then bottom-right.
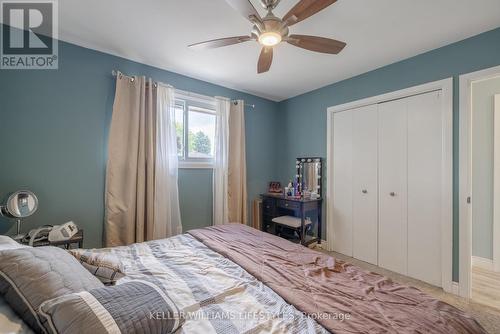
[[56, 1, 500, 100]]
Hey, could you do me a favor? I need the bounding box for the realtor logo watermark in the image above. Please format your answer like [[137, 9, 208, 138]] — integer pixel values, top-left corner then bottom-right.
[[1, 0, 58, 69]]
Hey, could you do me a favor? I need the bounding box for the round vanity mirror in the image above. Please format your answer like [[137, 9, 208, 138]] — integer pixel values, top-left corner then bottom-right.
[[5, 190, 38, 218]]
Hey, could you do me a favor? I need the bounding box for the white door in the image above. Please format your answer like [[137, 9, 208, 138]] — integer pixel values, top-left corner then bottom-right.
[[332, 111, 353, 255], [352, 105, 379, 265], [378, 99, 408, 275], [495, 94, 500, 272], [407, 91, 443, 286]]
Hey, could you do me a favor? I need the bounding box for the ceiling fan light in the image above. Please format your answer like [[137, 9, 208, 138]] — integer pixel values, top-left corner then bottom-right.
[[258, 32, 282, 47]]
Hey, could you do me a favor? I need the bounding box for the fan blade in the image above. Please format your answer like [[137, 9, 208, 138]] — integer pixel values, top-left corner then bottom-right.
[[287, 35, 346, 54], [257, 47, 273, 74], [189, 36, 252, 50], [225, 0, 262, 23], [283, 0, 337, 26]]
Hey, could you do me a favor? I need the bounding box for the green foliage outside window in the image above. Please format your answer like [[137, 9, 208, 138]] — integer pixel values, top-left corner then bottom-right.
[[191, 131, 211, 154]]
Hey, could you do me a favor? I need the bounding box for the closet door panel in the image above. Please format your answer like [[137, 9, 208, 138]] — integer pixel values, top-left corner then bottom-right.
[[407, 91, 442, 286], [378, 99, 408, 275], [352, 105, 379, 265], [333, 111, 353, 256]]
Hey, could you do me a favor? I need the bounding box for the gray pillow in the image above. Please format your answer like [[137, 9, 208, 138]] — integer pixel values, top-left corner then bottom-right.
[[0, 246, 104, 333], [40, 280, 184, 334]]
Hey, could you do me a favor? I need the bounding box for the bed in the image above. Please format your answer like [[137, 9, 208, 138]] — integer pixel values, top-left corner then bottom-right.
[[0, 224, 487, 334]]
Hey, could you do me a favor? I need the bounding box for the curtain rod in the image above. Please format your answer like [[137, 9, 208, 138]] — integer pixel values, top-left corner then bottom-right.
[[111, 70, 255, 109]]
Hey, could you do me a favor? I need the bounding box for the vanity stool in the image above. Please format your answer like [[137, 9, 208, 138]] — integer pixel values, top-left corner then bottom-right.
[[272, 215, 312, 241]]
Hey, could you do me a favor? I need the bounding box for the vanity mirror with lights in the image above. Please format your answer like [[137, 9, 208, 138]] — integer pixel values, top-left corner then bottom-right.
[[296, 157, 322, 198]]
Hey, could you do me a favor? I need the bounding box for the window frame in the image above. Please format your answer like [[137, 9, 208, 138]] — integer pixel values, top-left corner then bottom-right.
[[174, 100, 186, 160], [175, 91, 217, 169]]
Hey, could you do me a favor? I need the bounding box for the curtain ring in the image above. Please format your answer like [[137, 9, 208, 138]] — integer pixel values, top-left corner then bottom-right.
[[130, 77, 135, 83], [118, 73, 123, 79]]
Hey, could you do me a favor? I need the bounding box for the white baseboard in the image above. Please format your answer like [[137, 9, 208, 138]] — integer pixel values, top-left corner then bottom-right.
[[472, 256, 494, 271]]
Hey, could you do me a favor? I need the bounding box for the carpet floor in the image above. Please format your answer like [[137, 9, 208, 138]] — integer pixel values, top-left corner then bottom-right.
[[318, 249, 500, 333]]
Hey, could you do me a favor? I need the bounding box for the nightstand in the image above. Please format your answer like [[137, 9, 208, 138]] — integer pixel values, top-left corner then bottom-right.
[[19, 230, 84, 249]]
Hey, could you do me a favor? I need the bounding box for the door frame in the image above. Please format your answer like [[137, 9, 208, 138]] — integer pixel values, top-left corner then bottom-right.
[[326, 78, 454, 292], [495, 94, 500, 273], [459, 65, 500, 298]]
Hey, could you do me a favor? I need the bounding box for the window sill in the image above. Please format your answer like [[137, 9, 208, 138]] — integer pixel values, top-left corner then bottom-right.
[[178, 161, 214, 169]]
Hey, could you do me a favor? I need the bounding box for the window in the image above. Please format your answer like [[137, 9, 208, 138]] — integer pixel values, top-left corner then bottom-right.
[[188, 106, 216, 159], [174, 92, 217, 168]]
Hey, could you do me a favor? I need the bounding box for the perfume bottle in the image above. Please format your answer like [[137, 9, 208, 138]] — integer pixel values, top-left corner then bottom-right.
[[287, 180, 293, 197]]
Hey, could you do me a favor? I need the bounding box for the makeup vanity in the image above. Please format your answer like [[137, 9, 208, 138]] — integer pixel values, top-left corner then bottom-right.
[[261, 158, 322, 246]]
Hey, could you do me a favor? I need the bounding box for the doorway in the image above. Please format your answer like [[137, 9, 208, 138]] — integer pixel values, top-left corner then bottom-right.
[[459, 65, 500, 309]]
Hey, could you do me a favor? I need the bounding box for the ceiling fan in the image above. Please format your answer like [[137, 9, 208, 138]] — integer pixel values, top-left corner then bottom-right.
[[188, 0, 346, 74]]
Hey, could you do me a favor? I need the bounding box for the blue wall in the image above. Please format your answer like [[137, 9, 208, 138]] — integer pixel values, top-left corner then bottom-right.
[[0, 37, 280, 248], [278, 27, 500, 282]]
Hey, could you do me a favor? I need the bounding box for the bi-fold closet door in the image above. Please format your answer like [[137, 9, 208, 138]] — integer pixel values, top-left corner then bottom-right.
[[352, 106, 379, 265], [332, 91, 443, 287], [332, 105, 379, 264], [378, 98, 408, 275], [379, 91, 443, 286]]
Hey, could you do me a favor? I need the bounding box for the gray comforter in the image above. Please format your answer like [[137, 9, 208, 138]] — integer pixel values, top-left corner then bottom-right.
[[93, 233, 328, 334]]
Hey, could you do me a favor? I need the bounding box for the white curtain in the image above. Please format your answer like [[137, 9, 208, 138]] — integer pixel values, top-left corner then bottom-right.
[[213, 97, 230, 225], [154, 85, 182, 238]]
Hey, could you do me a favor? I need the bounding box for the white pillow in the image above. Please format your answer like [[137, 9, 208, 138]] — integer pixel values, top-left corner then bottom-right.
[[0, 236, 28, 251], [68, 249, 125, 285]]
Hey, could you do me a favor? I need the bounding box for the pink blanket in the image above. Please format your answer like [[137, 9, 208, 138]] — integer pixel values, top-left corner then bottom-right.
[[189, 224, 486, 334]]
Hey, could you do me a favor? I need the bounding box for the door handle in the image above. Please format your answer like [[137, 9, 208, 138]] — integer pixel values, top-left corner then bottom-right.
[[390, 192, 396, 197]]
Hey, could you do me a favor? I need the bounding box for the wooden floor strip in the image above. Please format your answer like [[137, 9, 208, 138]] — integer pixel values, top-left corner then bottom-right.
[[471, 264, 500, 311]]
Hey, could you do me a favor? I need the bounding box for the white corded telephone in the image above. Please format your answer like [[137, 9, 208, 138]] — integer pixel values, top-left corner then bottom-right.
[[22, 222, 79, 246], [22, 226, 52, 246]]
